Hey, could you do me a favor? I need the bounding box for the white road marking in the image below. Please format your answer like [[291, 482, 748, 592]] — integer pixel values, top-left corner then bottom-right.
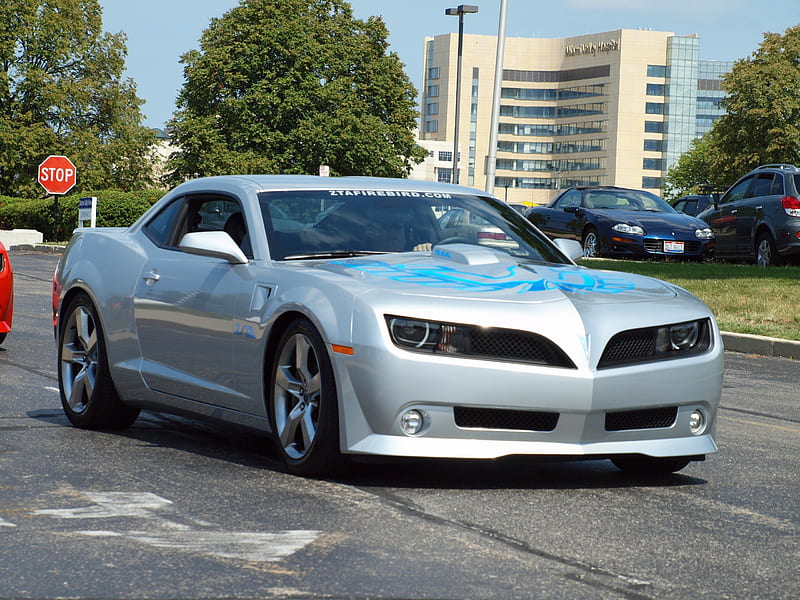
[[34, 491, 320, 562], [0, 517, 17, 527], [35, 492, 172, 519], [80, 529, 321, 562]]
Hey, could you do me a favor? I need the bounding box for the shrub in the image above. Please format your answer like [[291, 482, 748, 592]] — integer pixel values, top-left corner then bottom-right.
[[0, 189, 166, 241]]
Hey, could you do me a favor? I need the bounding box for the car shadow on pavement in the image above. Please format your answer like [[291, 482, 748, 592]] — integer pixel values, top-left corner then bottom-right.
[[27, 408, 708, 490]]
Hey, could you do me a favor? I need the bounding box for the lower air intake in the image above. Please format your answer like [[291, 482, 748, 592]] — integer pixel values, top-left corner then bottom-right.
[[605, 407, 678, 431], [454, 407, 559, 432]]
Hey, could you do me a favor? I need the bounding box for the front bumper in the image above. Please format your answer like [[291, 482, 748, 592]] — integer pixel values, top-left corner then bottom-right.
[[335, 333, 723, 460], [605, 235, 714, 258]]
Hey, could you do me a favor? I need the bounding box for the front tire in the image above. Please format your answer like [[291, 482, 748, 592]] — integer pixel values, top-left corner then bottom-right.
[[582, 228, 600, 258], [610, 455, 693, 476], [58, 294, 140, 429], [269, 319, 343, 477]]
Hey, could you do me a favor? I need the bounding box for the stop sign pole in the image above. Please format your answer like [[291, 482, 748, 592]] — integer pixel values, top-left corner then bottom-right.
[[38, 155, 77, 241]]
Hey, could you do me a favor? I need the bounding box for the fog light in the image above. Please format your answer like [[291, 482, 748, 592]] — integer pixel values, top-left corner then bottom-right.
[[401, 409, 425, 436], [689, 409, 705, 434]]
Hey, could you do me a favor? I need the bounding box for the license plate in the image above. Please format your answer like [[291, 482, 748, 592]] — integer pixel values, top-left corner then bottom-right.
[[664, 241, 685, 253]]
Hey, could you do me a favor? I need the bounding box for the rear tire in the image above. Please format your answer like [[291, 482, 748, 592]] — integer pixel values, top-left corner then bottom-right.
[[58, 294, 140, 429], [268, 318, 344, 477], [610, 455, 693, 475], [755, 232, 784, 266]]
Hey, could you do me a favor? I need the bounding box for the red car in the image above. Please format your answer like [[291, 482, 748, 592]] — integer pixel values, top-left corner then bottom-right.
[[0, 241, 13, 345]]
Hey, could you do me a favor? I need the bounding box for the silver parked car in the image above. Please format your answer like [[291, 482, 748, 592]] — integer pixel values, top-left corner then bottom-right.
[[53, 176, 723, 477]]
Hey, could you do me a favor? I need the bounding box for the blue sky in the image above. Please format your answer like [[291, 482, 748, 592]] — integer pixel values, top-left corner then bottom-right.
[[97, 0, 799, 128]]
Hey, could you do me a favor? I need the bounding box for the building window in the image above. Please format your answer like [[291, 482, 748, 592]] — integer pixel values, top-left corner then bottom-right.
[[645, 121, 665, 133], [428, 67, 440, 80], [427, 84, 439, 98], [646, 83, 666, 96], [643, 158, 665, 171], [642, 176, 663, 189], [425, 120, 438, 133], [500, 103, 604, 119], [645, 102, 665, 115], [644, 139, 665, 152], [647, 65, 669, 78], [503, 65, 611, 82], [438, 151, 453, 162], [437, 168, 452, 183], [426, 102, 438, 115]]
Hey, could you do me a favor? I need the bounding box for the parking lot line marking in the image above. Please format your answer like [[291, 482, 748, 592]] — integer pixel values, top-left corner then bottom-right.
[[33, 491, 321, 562]]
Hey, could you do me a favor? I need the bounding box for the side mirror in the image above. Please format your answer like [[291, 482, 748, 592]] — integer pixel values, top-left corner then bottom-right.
[[179, 231, 248, 264], [552, 238, 584, 261]]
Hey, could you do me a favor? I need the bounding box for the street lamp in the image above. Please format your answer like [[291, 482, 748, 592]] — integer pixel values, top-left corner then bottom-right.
[[445, 4, 478, 185]]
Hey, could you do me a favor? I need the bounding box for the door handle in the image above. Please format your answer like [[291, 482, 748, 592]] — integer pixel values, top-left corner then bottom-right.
[[142, 270, 160, 284], [730, 209, 738, 214]]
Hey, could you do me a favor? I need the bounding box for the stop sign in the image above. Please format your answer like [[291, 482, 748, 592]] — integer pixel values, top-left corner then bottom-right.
[[38, 155, 77, 195]]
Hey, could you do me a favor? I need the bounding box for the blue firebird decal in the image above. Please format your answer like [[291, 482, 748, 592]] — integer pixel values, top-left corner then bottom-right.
[[331, 260, 635, 294]]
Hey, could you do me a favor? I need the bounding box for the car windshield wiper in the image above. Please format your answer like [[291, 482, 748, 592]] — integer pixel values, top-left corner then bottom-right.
[[281, 250, 388, 261]]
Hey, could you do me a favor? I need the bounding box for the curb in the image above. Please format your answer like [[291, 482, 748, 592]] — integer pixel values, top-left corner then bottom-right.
[[720, 331, 800, 361], [10, 244, 799, 361], [10, 243, 66, 254]]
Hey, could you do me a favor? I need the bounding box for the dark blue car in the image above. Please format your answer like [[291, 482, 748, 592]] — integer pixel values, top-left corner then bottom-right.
[[526, 186, 715, 259]]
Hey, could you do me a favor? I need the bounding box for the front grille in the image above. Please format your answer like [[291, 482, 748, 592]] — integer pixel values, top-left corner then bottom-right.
[[454, 406, 559, 431], [643, 239, 702, 254], [600, 329, 656, 364], [466, 329, 576, 368], [605, 407, 678, 431]]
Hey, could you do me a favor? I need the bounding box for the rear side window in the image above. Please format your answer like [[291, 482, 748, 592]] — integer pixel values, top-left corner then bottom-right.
[[749, 174, 774, 198]]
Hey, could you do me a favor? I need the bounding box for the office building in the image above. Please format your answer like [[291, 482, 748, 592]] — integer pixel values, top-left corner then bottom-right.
[[420, 29, 732, 203]]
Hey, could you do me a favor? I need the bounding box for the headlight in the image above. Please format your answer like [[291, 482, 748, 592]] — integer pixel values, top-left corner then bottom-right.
[[656, 321, 702, 353], [612, 223, 644, 236], [387, 317, 469, 353], [695, 228, 714, 239], [385, 315, 577, 368], [599, 318, 712, 368]]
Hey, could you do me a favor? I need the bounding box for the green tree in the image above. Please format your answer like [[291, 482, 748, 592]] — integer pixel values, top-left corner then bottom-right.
[[713, 25, 800, 179], [663, 132, 727, 200], [0, 0, 156, 197], [167, 0, 426, 182]]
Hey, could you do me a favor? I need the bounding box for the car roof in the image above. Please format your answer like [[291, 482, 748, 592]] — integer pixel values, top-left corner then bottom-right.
[[750, 164, 799, 173], [169, 174, 490, 198]]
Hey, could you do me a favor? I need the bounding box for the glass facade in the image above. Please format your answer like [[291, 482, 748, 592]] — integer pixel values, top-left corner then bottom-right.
[[696, 60, 732, 136], [664, 36, 699, 171]]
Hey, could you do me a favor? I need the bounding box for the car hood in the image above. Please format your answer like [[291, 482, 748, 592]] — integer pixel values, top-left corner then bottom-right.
[[313, 244, 676, 305], [601, 210, 707, 233]]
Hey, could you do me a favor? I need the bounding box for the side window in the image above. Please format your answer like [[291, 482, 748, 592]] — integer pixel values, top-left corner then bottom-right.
[[143, 199, 185, 247], [187, 196, 251, 258], [720, 177, 752, 205], [555, 190, 581, 209], [144, 195, 251, 258]]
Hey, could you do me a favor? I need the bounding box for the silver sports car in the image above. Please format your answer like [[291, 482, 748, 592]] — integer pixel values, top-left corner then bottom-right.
[[53, 176, 723, 477]]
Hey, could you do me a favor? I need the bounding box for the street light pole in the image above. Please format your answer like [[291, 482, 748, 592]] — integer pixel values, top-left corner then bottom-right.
[[485, 0, 507, 195], [445, 4, 478, 185]]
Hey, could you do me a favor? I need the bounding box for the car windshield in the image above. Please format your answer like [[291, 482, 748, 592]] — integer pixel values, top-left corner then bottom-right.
[[258, 189, 570, 263], [584, 189, 676, 213]]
